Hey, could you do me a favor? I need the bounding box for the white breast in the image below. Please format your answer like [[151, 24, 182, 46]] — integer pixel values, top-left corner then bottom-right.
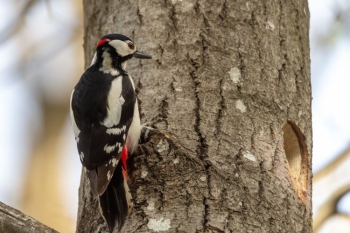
[[126, 75, 141, 152], [127, 100, 141, 152]]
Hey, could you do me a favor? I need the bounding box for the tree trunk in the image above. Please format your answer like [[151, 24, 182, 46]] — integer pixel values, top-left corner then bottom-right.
[[78, 0, 312, 232]]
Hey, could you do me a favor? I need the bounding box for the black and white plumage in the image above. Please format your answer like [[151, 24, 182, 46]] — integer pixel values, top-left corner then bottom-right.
[[70, 34, 151, 232]]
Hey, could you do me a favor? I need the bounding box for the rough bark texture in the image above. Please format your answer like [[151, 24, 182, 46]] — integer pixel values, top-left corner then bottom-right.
[[78, 0, 312, 232], [0, 201, 57, 233]]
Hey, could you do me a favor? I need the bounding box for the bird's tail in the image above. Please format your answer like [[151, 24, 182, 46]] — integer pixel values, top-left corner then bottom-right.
[[99, 159, 132, 233]]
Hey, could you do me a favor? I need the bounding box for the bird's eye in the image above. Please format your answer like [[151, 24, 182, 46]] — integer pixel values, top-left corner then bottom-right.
[[128, 43, 134, 50]]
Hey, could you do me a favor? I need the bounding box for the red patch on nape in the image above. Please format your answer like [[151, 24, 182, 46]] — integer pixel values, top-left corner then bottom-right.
[[96, 38, 110, 47]]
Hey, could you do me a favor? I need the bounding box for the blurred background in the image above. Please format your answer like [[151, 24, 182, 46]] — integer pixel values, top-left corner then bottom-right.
[[0, 0, 349, 232]]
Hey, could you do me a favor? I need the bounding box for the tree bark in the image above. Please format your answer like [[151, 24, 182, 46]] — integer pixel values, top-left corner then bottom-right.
[[78, 0, 312, 232], [0, 201, 57, 233]]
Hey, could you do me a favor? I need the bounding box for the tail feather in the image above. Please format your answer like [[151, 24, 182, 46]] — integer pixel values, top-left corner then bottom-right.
[[99, 162, 130, 232], [99, 184, 118, 231]]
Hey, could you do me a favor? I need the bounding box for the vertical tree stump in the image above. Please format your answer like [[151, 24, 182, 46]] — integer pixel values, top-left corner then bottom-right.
[[78, 1, 312, 232]]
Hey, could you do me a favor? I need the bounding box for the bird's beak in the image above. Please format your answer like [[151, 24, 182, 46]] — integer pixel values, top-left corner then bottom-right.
[[133, 51, 152, 59]]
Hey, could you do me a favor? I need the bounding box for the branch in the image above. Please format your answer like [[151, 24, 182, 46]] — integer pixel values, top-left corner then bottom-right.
[[0, 201, 57, 233]]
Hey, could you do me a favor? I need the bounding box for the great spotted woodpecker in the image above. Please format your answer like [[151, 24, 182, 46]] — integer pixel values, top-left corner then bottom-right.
[[70, 34, 151, 232]]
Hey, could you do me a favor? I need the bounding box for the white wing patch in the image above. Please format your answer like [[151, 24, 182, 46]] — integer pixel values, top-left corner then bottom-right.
[[102, 77, 125, 127], [115, 142, 121, 151], [104, 142, 122, 154], [109, 158, 119, 167], [70, 90, 81, 142], [106, 125, 126, 135], [104, 144, 116, 154], [107, 170, 112, 181]]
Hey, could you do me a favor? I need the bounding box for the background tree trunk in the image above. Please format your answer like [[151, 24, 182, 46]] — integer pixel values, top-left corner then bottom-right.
[[78, 0, 312, 232]]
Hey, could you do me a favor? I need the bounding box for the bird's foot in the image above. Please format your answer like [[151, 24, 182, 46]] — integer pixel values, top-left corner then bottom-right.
[[141, 116, 165, 129], [140, 117, 166, 143]]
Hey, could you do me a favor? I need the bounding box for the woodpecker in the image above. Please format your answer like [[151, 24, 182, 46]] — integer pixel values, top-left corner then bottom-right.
[[70, 34, 151, 232]]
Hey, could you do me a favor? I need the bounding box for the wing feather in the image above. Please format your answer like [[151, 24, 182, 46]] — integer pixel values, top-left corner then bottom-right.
[[71, 71, 136, 196]]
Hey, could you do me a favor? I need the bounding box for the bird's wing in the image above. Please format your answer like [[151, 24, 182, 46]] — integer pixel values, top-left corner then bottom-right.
[[71, 73, 136, 197]]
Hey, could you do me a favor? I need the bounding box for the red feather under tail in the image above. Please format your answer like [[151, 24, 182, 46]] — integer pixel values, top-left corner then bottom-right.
[[121, 146, 128, 179]]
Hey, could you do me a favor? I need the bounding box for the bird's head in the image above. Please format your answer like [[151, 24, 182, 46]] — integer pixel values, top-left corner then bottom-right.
[[91, 34, 152, 71]]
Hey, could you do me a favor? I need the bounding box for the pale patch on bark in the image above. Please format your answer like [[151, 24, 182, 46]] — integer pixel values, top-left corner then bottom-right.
[[157, 139, 169, 153], [147, 201, 155, 211], [147, 218, 171, 232], [235, 99, 246, 113], [243, 150, 257, 162], [228, 67, 241, 83], [141, 170, 148, 178], [171, 0, 182, 4], [267, 21, 275, 30]]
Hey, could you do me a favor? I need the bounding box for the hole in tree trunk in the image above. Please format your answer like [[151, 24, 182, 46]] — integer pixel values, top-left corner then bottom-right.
[[282, 121, 308, 203]]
